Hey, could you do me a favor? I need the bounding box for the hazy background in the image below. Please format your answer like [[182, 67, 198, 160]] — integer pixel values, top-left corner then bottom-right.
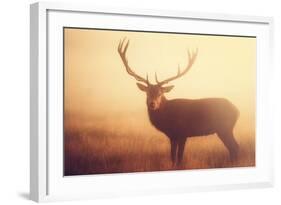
[[64, 28, 256, 175], [64, 28, 255, 131]]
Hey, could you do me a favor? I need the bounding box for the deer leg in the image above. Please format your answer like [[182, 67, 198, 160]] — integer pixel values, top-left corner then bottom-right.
[[177, 138, 187, 165], [169, 139, 177, 167], [217, 131, 239, 161]]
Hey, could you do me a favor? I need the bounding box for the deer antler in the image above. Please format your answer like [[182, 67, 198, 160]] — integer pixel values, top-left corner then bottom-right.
[[118, 38, 150, 85], [155, 49, 198, 85]]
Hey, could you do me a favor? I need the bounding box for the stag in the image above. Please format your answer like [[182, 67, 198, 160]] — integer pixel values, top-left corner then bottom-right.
[[118, 39, 239, 166]]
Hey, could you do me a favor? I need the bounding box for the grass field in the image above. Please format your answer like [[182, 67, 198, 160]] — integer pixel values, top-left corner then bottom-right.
[[64, 113, 255, 176]]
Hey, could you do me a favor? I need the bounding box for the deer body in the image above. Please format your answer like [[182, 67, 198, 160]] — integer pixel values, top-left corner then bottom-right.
[[118, 39, 239, 166], [148, 97, 239, 138], [145, 96, 239, 165]]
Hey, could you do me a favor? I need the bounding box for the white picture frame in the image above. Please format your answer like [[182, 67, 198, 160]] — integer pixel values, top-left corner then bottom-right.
[[30, 2, 274, 202]]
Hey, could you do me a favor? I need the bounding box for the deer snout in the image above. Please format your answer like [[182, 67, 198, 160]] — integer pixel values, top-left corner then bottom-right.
[[147, 95, 162, 110], [148, 100, 161, 110], [149, 102, 156, 109]]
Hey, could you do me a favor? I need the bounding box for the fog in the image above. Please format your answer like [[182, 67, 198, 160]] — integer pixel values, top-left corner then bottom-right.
[[64, 28, 256, 135]]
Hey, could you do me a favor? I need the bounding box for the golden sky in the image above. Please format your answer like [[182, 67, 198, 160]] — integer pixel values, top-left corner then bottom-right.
[[64, 28, 256, 133]]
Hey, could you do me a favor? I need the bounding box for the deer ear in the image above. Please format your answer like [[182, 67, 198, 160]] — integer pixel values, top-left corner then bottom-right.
[[136, 83, 148, 92], [162, 85, 174, 93]]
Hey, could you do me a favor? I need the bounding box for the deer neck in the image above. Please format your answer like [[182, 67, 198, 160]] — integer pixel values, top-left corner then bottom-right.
[[147, 95, 167, 127]]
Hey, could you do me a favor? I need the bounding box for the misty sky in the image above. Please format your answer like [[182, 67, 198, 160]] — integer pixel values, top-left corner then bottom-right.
[[64, 28, 256, 134]]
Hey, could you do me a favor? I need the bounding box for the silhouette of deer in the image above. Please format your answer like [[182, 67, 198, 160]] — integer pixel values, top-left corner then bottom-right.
[[118, 38, 239, 166]]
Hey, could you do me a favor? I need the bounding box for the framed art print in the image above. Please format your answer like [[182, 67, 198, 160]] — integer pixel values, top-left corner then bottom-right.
[[30, 2, 274, 202]]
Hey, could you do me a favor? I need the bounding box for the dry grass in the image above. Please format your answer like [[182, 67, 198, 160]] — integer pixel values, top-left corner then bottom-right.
[[64, 114, 255, 176]]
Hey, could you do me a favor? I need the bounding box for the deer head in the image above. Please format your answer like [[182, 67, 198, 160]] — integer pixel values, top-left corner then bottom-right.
[[118, 38, 198, 111]]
